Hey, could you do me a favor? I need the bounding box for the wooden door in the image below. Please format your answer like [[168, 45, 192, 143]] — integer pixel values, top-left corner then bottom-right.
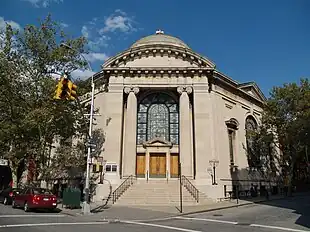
[[170, 154, 179, 178], [136, 154, 146, 178], [149, 153, 166, 178]]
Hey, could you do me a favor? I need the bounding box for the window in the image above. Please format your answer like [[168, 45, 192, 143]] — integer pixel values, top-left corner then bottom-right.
[[225, 118, 239, 166], [245, 116, 258, 168], [228, 130, 235, 165], [105, 164, 117, 173], [33, 188, 52, 195], [137, 92, 179, 144]]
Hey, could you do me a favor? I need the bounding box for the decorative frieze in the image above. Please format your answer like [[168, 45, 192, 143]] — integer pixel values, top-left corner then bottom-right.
[[103, 45, 216, 69], [103, 67, 213, 78]]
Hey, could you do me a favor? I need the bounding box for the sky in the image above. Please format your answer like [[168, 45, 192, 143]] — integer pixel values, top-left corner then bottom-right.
[[1, 0, 309, 96]]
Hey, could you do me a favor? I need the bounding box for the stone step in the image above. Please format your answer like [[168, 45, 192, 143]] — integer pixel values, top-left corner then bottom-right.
[[113, 180, 206, 206]]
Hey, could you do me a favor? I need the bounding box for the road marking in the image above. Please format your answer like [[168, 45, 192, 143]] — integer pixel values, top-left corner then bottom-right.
[[121, 220, 202, 232], [0, 221, 109, 228], [250, 224, 310, 232], [175, 216, 238, 225], [0, 214, 65, 218], [176, 216, 309, 232]]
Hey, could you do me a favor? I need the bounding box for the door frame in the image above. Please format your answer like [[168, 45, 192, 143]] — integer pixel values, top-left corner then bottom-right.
[[137, 138, 179, 180], [148, 152, 167, 178]]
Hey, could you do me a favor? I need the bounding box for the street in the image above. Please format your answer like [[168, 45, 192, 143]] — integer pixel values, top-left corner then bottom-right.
[[0, 195, 309, 232]]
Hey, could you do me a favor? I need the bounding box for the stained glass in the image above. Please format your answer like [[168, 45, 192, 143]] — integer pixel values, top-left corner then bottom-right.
[[137, 113, 147, 123], [137, 92, 179, 144]]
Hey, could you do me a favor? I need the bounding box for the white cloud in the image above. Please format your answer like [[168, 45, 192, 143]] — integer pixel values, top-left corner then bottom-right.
[[0, 17, 21, 31], [80, 25, 110, 52], [22, 0, 63, 8], [81, 25, 89, 38], [83, 52, 109, 63], [71, 69, 95, 80], [102, 10, 136, 33], [60, 22, 69, 28]]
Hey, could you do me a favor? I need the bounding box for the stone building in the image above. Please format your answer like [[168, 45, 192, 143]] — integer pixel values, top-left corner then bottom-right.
[[90, 30, 266, 204]]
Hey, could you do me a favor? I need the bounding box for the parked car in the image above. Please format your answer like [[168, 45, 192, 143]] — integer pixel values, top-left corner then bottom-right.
[[12, 187, 57, 212], [0, 187, 22, 205]]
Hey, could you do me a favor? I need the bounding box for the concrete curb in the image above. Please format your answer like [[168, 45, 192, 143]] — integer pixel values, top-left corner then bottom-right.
[[59, 210, 80, 217]]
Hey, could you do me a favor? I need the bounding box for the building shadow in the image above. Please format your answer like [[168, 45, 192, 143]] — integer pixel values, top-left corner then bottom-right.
[[224, 166, 310, 229]]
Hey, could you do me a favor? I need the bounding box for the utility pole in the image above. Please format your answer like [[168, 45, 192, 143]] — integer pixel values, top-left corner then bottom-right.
[[60, 43, 95, 215], [83, 80, 95, 214]]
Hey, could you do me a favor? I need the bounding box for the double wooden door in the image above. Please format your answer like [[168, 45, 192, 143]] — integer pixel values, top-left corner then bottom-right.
[[149, 153, 166, 178]]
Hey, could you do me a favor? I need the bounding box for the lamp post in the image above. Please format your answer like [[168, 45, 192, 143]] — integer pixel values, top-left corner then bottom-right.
[[60, 43, 95, 215], [209, 159, 219, 185]]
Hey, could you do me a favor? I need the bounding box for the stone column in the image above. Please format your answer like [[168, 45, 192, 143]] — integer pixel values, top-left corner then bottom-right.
[[177, 86, 193, 178], [123, 86, 139, 177]]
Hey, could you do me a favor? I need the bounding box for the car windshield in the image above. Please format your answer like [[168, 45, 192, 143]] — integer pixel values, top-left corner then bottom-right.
[[33, 188, 52, 195]]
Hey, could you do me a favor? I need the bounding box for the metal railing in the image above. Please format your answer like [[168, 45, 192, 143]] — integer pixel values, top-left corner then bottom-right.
[[181, 175, 199, 202], [112, 175, 135, 204]]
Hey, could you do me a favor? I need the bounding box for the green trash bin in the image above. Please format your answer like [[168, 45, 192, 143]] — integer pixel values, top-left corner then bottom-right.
[[62, 187, 81, 209]]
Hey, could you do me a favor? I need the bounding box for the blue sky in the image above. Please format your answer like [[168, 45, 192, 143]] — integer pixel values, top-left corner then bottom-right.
[[1, 0, 309, 96]]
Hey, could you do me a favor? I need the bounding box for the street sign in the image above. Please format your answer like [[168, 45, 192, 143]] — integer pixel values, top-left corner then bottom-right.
[[0, 159, 9, 166], [87, 143, 97, 148]]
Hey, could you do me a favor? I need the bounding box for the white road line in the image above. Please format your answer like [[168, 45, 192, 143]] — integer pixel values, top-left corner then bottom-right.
[[0, 214, 65, 218], [175, 216, 238, 225], [121, 220, 203, 232], [250, 224, 310, 232], [0, 221, 109, 228]]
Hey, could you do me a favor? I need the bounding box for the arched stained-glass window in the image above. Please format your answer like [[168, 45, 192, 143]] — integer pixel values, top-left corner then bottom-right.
[[245, 116, 258, 167], [137, 92, 179, 145]]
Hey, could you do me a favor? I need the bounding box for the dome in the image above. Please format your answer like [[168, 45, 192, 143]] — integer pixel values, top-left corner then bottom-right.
[[130, 30, 190, 49]]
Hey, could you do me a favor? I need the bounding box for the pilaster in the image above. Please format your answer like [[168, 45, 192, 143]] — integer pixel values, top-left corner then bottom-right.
[[123, 86, 139, 177], [177, 86, 193, 178]]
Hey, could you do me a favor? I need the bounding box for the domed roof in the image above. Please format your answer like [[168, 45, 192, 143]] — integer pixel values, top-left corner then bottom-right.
[[130, 30, 190, 49]]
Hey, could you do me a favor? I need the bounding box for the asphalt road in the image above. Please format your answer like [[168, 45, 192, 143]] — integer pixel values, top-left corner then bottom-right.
[[0, 195, 309, 232]]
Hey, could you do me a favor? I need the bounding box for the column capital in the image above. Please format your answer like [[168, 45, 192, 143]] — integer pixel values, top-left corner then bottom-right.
[[177, 86, 193, 95], [124, 86, 139, 95]]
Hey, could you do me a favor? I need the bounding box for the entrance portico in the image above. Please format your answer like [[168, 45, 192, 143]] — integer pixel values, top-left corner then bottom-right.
[[136, 138, 179, 179]]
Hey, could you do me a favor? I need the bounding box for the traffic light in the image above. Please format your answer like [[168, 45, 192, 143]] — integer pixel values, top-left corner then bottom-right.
[[68, 80, 78, 100], [53, 77, 69, 100]]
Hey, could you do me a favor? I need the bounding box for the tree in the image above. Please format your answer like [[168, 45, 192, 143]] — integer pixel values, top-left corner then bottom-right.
[[0, 15, 91, 185], [246, 79, 310, 196]]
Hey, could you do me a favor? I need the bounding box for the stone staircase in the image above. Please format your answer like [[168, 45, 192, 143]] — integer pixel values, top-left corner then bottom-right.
[[114, 179, 213, 206]]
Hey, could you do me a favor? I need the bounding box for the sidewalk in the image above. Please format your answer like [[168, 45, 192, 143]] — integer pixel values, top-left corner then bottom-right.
[[58, 194, 294, 220]]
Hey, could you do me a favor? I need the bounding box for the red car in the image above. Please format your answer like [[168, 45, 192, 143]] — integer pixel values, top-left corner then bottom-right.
[[12, 187, 57, 212]]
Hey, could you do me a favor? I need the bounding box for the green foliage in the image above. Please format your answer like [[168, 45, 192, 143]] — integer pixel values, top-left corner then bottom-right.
[[47, 128, 105, 181], [246, 78, 310, 194], [0, 15, 93, 183]]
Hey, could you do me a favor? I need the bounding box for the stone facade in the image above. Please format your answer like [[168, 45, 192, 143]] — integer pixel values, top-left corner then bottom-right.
[[90, 31, 266, 202]]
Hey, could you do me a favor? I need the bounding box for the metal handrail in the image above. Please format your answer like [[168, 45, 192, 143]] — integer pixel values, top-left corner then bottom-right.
[[181, 175, 199, 202], [112, 175, 135, 204]]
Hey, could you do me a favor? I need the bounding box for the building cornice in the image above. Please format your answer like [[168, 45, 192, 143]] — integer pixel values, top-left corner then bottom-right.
[[102, 67, 213, 77]]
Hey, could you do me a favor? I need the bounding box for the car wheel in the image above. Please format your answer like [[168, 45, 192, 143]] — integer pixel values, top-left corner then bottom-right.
[[24, 202, 30, 212], [3, 197, 8, 205], [12, 200, 16, 208]]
